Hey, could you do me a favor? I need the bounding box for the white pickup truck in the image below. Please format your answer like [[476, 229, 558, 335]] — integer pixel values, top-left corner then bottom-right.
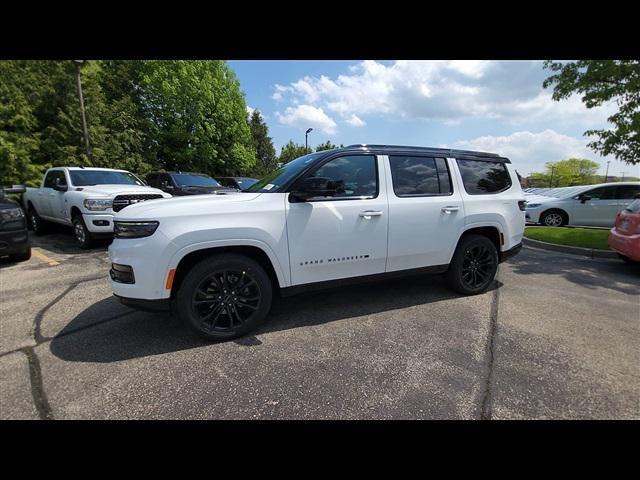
[[24, 167, 171, 248]]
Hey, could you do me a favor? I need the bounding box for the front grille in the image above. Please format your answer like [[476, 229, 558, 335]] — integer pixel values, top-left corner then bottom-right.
[[112, 194, 164, 212]]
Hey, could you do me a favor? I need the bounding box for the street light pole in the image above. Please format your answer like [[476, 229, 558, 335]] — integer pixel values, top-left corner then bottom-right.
[[604, 160, 611, 183], [73, 60, 92, 161], [305, 128, 313, 154], [549, 165, 555, 188]]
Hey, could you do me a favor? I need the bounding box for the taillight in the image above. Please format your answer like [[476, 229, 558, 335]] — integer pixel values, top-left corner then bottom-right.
[[518, 200, 527, 211]]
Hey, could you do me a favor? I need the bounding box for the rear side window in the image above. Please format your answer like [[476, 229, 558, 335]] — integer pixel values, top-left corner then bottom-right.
[[615, 185, 640, 200], [456, 159, 512, 195], [389, 156, 452, 196]]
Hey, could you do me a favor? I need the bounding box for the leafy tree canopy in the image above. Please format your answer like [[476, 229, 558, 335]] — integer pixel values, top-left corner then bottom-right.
[[248, 110, 276, 176], [529, 158, 601, 187], [543, 60, 640, 165], [278, 140, 308, 164]]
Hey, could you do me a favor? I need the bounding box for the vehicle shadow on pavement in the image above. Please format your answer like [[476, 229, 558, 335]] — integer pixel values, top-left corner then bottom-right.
[[508, 249, 640, 296], [49, 274, 497, 363], [30, 223, 110, 255]]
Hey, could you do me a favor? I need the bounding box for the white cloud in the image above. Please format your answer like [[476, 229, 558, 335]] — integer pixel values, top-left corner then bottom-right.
[[276, 104, 337, 134], [453, 129, 620, 176], [271, 60, 615, 128], [345, 113, 365, 127], [246, 105, 254, 117]]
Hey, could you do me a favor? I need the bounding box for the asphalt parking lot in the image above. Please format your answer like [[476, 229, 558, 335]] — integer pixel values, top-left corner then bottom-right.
[[1, 229, 638, 420]]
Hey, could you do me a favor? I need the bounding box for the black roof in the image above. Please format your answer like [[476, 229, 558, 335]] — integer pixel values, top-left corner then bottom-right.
[[333, 144, 510, 163]]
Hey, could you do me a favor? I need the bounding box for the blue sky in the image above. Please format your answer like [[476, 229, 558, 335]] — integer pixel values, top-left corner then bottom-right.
[[229, 60, 639, 178]]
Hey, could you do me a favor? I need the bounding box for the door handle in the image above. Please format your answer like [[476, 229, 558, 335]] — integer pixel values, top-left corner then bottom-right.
[[441, 206, 460, 214], [359, 210, 383, 219]]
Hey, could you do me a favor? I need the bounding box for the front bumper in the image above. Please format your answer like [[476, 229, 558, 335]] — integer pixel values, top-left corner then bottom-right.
[[0, 229, 30, 256], [525, 209, 542, 224], [115, 294, 172, 312], [608, 228, 640, 261], [499, 242, 522, 263], [83, 212, 115, 233]]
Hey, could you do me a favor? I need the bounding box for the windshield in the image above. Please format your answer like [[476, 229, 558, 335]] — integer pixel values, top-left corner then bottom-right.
[[245, 152, 325, 193], [236, 178, 258, 189], [172, 174, 221, 187], [70, 170, 144, 186]]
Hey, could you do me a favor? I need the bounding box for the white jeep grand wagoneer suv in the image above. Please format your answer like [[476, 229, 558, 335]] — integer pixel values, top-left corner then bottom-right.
[[109, 145, 526, 340]]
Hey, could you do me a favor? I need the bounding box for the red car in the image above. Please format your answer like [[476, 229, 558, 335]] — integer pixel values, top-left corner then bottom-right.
[[609, 195, 640, 263]]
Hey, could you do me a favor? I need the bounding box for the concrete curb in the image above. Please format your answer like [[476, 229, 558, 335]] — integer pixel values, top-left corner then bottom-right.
[[522, 237, 618, 259]]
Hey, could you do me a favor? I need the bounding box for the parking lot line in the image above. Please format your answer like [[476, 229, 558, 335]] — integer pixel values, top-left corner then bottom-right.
[[32, 248, 60, 266]]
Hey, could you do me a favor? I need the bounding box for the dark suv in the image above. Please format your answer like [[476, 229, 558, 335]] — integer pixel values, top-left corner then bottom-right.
[[0, 185, 31, 262], [216, 177, 259, 191], [146, 172, 235, 196]]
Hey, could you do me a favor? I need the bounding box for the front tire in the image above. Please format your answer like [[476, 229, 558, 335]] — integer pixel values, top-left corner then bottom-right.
[[9, 246, 31, 263], [72, 214, 94, 249], [176, 253, 273, 341], [540, 209, 567, 227], [446, 234, 498, 295]]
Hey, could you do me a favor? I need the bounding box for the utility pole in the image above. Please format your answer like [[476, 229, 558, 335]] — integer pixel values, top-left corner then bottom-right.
[[620, 171, 627, 181], [549, 165, 555, 187], [604, 160, 611, 183], [73, 60, 92, 160]]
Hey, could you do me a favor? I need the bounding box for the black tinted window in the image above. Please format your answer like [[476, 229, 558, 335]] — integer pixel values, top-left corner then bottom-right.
[[389, 156, 452, 196], [457, 159, 511, 195], [585, 186, 617, 200], [615, 185, 640, 200], [146, 174, 158, 187], [308, 155, 377, 198], [44, 171, 65, 188]]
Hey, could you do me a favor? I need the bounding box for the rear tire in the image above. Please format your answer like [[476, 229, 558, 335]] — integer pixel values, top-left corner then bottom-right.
[[617, 253, 637, 264], [176, 253, 273, 341], [28, 207, 48, 235], [446, 234, 498, 295], [72, 214, 94, 249], [540, 209, 568, 227]]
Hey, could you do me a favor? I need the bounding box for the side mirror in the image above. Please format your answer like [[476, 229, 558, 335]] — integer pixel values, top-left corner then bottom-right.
[[579, 194, 591, 204], [4, 184, 26, 194], [289, 177, 337, 202], [53, 179, 68, 192]]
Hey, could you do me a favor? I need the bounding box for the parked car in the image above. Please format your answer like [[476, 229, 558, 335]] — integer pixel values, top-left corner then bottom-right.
[[23, 167, 171, 248], [608, 194, 640, 263], [525, 182, 640, 227], [146, 172, 236, 196], [0, 185, 30, 262], [216, 177, 259, 191], [109, 144, 525, 341]]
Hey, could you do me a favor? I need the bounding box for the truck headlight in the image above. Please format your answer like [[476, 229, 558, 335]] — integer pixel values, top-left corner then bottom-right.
[[84, 198, 113, 211], [114, 221, 159, 238]]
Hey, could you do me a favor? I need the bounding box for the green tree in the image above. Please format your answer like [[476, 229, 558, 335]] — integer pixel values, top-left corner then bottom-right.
[[543, 60, 640, 165], [315, 140, 342, 152], [248, 110, 276, 176], [278, 140, 308, 164], [529, 158, 600, 187], [138, 60, 255, 176]]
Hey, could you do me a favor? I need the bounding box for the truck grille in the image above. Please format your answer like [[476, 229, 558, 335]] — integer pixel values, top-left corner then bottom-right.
[[112, 194, 164, 212]]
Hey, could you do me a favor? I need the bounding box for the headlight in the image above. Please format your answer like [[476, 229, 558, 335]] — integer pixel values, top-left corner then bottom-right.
[[0, 207, 25, 221], [526, 203, 541, 209], [114, 221, 159, 238], [84, 198, 113, 211]]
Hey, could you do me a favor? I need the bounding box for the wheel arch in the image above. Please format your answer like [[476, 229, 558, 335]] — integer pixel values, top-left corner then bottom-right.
[[170, 242, 286, 299]]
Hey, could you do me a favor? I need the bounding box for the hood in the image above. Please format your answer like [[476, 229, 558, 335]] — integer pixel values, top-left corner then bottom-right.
[[73, 184, 167, 197], [115, 191, 263, 219], [0, 196, 21, 210]]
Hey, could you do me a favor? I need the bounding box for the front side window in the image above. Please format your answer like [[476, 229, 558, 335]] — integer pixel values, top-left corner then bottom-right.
[[457, 159, 512, 195], [389, 156, 452, 196], [307, 155, 378, 199], [69, 170, 144, 186], [44, 171, 65, 188], [583, 186, 617, 200]]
